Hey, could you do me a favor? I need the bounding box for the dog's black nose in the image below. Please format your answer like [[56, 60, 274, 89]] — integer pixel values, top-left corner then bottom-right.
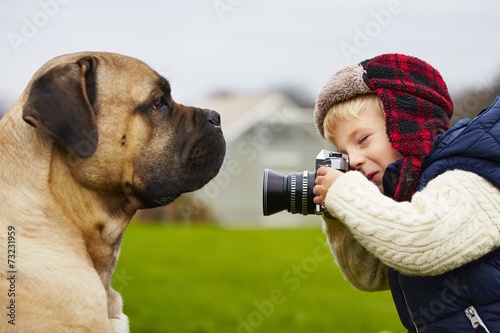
[[205, 109, 221, 127]]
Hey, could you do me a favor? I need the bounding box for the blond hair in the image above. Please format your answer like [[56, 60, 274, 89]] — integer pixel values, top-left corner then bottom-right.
[[323, 94, 384, 143]]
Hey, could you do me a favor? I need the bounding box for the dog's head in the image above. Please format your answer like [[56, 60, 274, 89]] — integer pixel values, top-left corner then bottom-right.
[[22, 52, 226, 209]]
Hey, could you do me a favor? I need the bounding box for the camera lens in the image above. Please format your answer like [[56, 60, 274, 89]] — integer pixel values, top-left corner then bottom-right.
[[262, 169, 316, 216]]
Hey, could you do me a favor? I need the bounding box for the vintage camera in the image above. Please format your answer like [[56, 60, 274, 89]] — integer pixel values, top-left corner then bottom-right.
[[262, 149, 349, 216]]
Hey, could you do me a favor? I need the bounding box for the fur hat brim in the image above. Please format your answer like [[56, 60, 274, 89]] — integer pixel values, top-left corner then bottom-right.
[[314, 64, 372, 138]]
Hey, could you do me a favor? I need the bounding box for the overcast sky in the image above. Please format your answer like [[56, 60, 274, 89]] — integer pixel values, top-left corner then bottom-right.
[[1, 0, 500, 112]]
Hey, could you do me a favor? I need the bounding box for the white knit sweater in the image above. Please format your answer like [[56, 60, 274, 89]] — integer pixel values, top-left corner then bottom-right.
[[322, 169, 500, 291]]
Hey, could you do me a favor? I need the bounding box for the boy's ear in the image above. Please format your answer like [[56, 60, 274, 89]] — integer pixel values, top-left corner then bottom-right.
[[22, 57, 98, 158]]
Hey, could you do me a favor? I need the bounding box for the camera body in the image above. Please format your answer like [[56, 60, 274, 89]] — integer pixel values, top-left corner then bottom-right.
[[314, 149, 349, 175], [262, 149, 349, 216]]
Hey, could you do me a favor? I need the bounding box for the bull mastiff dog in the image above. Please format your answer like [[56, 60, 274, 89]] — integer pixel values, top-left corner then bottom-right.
[[0, 52, 226, 332]]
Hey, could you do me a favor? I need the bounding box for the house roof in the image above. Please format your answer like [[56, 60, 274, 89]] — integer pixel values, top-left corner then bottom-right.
[[198, 92, 314, 141]]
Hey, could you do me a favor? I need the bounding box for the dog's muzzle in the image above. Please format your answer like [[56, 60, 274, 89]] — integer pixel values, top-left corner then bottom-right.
[[135, 108, 226, 209]]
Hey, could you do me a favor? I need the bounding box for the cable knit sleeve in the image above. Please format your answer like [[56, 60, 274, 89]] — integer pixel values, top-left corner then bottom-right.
[[322, 215, 390, 291], [324, 169, 500, 276]]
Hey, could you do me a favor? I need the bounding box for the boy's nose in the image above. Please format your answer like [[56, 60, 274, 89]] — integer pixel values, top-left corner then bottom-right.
[[348, 153, 365, 171]]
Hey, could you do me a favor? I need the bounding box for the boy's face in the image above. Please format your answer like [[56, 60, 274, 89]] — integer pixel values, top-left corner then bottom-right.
[[331, 107, 402, 193]]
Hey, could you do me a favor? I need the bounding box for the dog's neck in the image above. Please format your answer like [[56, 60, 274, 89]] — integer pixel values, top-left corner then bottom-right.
[[0, 105, 134, 293], [0, 106, 53, 196], [49, 147, 133, 239], [47, 140, 135, 292]]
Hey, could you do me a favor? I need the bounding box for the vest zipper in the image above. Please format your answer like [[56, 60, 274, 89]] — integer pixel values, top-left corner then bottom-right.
[[465, 306, 490, 332], [398, 275, 419, 332]]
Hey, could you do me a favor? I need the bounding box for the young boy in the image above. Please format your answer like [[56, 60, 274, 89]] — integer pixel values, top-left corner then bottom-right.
[[312, 53, 500, 332]]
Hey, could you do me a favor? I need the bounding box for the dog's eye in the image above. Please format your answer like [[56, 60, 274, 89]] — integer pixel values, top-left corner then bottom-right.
[[152, 98, 165, 110]]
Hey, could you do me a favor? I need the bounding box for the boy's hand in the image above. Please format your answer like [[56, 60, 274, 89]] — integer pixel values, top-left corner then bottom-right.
[[313, 166, 344, 205]]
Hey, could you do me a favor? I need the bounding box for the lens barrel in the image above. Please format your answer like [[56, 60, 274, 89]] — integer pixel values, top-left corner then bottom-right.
[[262, 169, 316, 216]]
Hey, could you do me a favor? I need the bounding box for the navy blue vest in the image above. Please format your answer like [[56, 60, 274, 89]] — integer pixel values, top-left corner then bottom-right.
[[384, 97, 500, 332]]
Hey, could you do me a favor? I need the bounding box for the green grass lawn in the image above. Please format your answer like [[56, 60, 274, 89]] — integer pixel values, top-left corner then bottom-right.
[[114, 223, 405, 333]]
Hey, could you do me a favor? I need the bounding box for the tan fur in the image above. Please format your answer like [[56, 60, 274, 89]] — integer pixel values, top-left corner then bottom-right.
[[0, 52, 225, 332]]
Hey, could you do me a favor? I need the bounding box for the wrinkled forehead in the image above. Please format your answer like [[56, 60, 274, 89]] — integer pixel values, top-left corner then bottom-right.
[[94, 54, 171, 102]]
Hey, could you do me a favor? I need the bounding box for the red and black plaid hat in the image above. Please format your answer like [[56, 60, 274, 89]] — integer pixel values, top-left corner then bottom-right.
[[314, 53, 453, 201]]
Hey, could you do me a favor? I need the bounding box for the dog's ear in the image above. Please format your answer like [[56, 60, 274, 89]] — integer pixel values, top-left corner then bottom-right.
[[23, 57, 98, 158]]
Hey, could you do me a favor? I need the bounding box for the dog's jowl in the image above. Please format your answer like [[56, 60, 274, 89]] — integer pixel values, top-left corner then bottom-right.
[[0, 52, 226, 333]]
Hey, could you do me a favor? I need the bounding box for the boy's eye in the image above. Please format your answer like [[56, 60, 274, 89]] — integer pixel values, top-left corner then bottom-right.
[[358, 135, 368, 144]]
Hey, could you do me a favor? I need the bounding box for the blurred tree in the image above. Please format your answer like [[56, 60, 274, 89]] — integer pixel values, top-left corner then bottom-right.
[[452, 73, 500, 123]]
